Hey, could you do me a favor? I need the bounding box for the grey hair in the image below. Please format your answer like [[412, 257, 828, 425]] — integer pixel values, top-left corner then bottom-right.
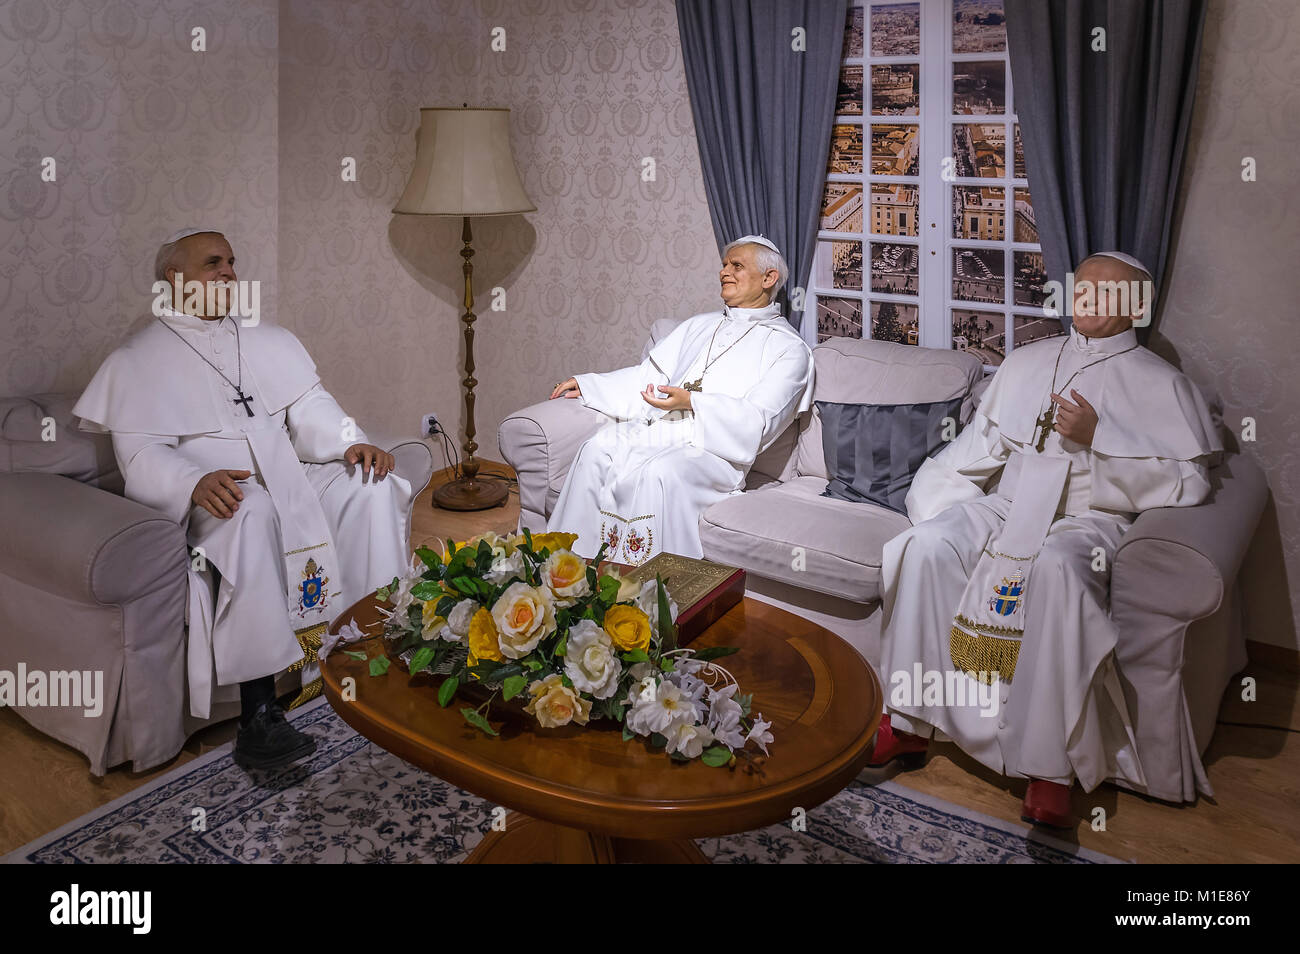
[[722, 239, 789, 295], [154, 239, 185, 282]]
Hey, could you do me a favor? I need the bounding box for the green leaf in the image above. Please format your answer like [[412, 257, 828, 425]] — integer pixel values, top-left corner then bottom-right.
[[409, 646, 435, 676], [449, 576, 477, 597], [415, 545, 442, 570], [411, 580, 442, 601], [598, 573, 621, 603], [368, 655, 391, 677], [649, 732, 667, 748], [553, 637, 567, 658], [701, 745, 733, 767], [659, 656, 675, 672], [592, 541, 609, 565], [620, 649, 651, 664], [522, 657, 544, 671], [690, 646, 740, 662], [461, 706, 500, 736], [621, 723, 635, 741], [523, 527, 534, 550], [561, 673, 574, 689], [437, 675, 460, 707], [502, 674, 529, 700], [343, 650, 367, 661], [434, 595, 459, 619], [656, 575, 677, 652], [375, 576, 399, 601]]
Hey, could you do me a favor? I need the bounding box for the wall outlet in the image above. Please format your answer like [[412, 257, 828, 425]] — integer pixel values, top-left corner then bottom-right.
[[422, 413, 441, 437]]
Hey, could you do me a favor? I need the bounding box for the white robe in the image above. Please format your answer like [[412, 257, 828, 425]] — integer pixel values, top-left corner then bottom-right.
[[880, 326, 1221, 792], [72, 307, 413, 718], [547, 302, 814, 564]]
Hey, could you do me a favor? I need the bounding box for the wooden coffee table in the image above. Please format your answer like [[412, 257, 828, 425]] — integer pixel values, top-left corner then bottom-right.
[[320, 594, 882, 863]]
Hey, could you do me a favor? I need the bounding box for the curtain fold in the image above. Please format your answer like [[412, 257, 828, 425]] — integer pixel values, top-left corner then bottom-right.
[[676, 0, 848, 336], [1006, 0, 1208, 336]]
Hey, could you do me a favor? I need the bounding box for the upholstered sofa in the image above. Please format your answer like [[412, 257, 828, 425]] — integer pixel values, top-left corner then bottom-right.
[[498, 322, 1268, 803], [0, 391, 435, 775]]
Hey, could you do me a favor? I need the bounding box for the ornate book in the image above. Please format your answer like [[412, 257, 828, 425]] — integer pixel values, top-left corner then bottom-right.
[[611, 552, 746, 646]]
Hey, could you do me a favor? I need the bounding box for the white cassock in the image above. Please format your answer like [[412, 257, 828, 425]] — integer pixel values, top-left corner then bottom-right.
[[880, 326, 1221, 792], [548, 301, 814, 564], [73, 306, 413, 718]]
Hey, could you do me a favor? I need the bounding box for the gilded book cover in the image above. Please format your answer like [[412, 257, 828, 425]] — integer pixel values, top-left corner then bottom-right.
[[615, 553, 746, 645]]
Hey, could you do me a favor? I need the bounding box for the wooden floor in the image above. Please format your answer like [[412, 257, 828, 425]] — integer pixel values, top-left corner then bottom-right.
[[3, 460, 1298, 862]]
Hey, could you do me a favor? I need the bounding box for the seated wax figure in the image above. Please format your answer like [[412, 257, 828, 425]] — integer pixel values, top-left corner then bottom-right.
[[72, 228, 414, 771], [545, 236, 814, 565], [868, 251, 1221, 828]]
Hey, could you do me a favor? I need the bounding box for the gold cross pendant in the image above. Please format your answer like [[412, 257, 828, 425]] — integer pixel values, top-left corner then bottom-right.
[[682, 378, 702, 392], [1034, 408, 1055, 453]]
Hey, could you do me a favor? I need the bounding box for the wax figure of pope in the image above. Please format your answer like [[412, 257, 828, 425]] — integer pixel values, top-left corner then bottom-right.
[[546, 236, 814, 565], [869, 251, 1221, 828], [73, 229, 413, 771]]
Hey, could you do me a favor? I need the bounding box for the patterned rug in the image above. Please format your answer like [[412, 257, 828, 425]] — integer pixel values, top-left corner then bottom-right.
[[4, 698, 1123, 864]]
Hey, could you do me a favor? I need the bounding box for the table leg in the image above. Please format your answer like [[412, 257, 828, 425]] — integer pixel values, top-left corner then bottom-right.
[[464, 813, 708, 864]]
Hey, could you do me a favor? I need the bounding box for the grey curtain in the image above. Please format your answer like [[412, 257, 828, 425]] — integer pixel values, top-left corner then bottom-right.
[[1006, 0, 1208, 335], [677, 0, 848, 335]]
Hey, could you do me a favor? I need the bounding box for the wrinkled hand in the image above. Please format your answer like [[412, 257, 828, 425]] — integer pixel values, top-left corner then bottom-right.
[[345, 443, 395, 478], [641, 383, 693, 412], [550, 377, 581, 400], [1051, 389, 1099, 447], [192, 469, 251, 519]]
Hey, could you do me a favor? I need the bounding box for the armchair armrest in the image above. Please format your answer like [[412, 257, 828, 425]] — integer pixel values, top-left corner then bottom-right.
[[498, 398, 609, 527], [1111, 453, 1268, 623], [0, 473, 188, 605]]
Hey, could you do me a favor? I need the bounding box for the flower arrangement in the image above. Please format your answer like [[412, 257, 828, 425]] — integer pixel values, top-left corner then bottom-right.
[[372, 529, 773, 765]]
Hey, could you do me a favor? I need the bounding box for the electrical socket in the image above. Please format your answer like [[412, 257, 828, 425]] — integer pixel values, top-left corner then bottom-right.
[[422, 413, 441, 437]]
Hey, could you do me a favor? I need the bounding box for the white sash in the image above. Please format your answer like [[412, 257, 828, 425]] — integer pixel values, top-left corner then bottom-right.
[[949, 453, 1069, 684]]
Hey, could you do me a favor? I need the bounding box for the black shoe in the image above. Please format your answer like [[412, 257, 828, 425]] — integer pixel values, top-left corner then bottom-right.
[[233, 701, 316, 771]]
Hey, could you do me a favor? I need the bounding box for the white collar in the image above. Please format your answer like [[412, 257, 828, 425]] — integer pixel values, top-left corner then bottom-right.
[[722, 301, 782, 323], [1070, 325, 1137, 356], [157, 305, 234, 333]]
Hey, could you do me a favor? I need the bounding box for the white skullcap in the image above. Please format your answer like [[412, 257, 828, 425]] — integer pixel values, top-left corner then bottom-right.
[[163, 227, 224, 245], [730, 233, 782, 256], [1085, 250, 1152, 279]]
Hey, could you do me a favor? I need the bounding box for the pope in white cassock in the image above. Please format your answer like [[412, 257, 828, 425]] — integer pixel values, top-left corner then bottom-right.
[[72, 229, 414, 771], [868, 251, 1222, 828], [545, 236, 814, 565]]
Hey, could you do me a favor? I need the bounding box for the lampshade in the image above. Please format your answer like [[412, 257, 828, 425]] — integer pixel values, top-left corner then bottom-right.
[[393, 107, 536, 217]]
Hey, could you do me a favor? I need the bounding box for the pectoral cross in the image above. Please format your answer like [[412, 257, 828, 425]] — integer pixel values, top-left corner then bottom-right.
[[682, 378, 703, 393], [233, 388, 255, 417], [1033, 407, 1054, 452]]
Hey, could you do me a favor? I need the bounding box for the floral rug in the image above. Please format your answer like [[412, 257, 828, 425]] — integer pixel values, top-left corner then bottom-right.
[[3, 698, 1123, 864]]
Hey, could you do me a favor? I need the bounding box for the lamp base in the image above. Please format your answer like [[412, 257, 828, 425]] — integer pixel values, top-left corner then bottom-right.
[[432, 475, 510, 512]]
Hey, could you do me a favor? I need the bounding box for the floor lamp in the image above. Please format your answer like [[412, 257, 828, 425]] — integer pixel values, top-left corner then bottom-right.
[[394, 106, 536, 511]]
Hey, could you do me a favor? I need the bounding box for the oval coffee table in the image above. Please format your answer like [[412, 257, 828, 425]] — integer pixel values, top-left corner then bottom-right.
[[321, 594, 882, 863]]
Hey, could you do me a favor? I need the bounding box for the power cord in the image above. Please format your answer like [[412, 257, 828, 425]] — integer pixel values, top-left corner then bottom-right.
[[428, 422, 517, 494]]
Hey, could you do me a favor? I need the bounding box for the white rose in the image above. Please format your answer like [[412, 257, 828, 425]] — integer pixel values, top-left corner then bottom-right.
[[484, 550, 526, 585], [490, 581, 556, 658], [436, 599, 477, 643], [562, 619, 621, 700]]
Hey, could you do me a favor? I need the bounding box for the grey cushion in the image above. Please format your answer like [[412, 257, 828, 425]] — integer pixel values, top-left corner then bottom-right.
[[818, 397, 963, 514], [0, 392, 123, 493]]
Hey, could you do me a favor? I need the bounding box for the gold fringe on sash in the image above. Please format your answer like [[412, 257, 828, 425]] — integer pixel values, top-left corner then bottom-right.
[[949, 614, 1020, 684], [286, 622, 329, 710]]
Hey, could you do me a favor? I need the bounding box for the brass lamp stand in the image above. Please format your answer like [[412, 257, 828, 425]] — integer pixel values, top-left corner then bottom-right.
[[393, 106, 536, 511]]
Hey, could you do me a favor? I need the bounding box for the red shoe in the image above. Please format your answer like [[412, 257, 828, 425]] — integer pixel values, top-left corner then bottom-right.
[[1021, 780, 1074, 829], [866, 714, 928, 768]]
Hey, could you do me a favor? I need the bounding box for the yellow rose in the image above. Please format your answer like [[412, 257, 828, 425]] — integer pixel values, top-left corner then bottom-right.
[[603, 604, 652, 652], [542, 549, 591, 606], [467, 607, 504, 666], [524, 674, 592, 728], [420, 608, 447, 641], [530, 531, 579, 554]]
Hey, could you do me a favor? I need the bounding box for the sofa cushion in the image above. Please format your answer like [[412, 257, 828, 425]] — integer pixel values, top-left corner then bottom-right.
[[818, 397, 963, 513], [0, 392, 123, 493], [795, 338, 984, 480], [699, 475, 911, 603]]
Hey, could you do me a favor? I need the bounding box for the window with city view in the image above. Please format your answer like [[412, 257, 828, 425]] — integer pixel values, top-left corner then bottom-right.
[[809, 0, 1057, 366]]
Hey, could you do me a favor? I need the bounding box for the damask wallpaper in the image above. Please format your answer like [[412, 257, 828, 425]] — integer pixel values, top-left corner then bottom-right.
[[1, 0, 1296, 649], [1159, 0, 1300, 650]]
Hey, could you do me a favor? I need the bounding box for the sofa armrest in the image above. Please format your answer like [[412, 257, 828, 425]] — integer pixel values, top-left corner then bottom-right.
[[498, 399, 609, 525], [366, 433, 436, 497], [0, 473, 188, 605], [1111, 453, 1268, 623]]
